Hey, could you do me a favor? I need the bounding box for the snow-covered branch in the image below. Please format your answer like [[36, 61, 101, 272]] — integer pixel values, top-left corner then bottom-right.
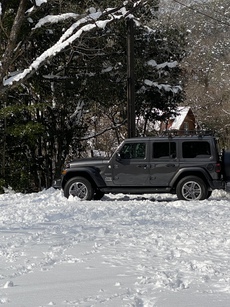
[[140, 79, 182, 93], [2, 1, 147, 89], [222, 109, 230, 116]]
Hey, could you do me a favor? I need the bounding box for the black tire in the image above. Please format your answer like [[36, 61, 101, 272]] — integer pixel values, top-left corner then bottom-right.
[[176, 176, 208, 201], [64, 177, 94, 200], [93, 190, 105, 200], [222, 150, 230, 181]]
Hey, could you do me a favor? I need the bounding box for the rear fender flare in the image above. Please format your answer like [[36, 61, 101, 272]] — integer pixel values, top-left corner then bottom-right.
[[170, 168, 211, 189]]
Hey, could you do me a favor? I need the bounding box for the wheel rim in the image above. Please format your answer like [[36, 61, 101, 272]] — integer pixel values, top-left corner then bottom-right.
[[69, 181, 88, 199], [181, 180, 202, 200]]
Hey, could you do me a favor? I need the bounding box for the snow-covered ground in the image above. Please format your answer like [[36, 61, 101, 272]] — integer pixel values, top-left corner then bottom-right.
[[0, 189, 230, 306]]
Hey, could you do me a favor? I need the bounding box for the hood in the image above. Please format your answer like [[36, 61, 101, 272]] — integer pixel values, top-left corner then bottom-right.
[[68, 157, 110, 168]]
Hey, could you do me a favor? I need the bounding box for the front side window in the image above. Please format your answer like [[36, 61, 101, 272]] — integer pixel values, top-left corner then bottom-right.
[[120, 143, 146, 159], [182, 141, 211, 158], [153, 142, 176, 159]]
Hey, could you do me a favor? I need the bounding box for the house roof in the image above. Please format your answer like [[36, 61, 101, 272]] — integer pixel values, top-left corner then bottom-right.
[[169, 106, 191, 130], [153, 106, 193, 131]]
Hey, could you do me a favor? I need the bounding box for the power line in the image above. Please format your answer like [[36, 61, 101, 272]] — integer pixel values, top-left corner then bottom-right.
[[171, 0, 230, 27]]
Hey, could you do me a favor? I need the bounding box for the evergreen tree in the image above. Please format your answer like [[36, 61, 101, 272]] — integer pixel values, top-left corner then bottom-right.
[[0, 0, 187, 192]]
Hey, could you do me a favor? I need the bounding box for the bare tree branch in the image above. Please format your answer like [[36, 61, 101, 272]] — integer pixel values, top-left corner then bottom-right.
[[80, 121, 127, 141]]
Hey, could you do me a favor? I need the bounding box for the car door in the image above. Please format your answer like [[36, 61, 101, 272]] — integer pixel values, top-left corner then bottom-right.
[[149, 140, 179, 186], [112, 141, 150, 186]]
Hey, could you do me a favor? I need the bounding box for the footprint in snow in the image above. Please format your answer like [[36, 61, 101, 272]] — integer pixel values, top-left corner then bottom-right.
[[3, 281, 14, 288]]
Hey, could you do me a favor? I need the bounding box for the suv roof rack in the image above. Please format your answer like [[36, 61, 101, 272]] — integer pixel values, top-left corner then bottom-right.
[[160, 130, 215, 137]]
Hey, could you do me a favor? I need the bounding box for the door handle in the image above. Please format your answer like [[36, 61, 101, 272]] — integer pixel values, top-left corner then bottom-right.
[[137, 165, 148, 169], [166, 164, 175, 167]]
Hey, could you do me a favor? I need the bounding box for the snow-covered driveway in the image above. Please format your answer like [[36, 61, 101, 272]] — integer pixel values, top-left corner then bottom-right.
[[0, 189, 230, 306]]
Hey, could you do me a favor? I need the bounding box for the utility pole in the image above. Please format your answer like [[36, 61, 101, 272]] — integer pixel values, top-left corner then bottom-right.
[[127, 18, 135, 138]]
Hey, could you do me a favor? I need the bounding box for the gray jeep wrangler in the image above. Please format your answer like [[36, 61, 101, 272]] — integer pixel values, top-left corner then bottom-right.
[[54, 133, 230, 201]]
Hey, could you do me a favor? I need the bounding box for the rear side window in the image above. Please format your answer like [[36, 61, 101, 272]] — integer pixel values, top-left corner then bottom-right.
[[153, 142, 176, 159], [182, 141, 211, 158]]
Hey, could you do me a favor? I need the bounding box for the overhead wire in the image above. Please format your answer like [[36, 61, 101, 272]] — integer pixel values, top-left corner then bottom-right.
[[171, 0, 230, 27]]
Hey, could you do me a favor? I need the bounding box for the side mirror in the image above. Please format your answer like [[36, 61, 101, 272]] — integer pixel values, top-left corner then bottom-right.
[[116, 152, 121, 161]]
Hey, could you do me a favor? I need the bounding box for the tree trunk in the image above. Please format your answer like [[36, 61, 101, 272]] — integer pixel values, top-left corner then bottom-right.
[[0, 0, 27, 97]]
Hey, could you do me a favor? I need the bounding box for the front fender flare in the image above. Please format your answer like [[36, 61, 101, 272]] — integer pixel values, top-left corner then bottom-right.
[[62, 167, 106, 189]]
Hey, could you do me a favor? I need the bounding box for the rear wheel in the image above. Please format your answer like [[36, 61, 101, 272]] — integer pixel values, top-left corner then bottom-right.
[[64, 177, 94, 200], [222, 150, 230, 181], [176, 176, 208, 201]]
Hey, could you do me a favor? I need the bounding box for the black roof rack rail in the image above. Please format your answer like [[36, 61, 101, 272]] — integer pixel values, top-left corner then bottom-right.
[[159, 130, 215, 137]]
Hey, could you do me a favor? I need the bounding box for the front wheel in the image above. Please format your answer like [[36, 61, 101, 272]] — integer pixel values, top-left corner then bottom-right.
[[64, 177, 94, 200], [176, 176, 208, 201]]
